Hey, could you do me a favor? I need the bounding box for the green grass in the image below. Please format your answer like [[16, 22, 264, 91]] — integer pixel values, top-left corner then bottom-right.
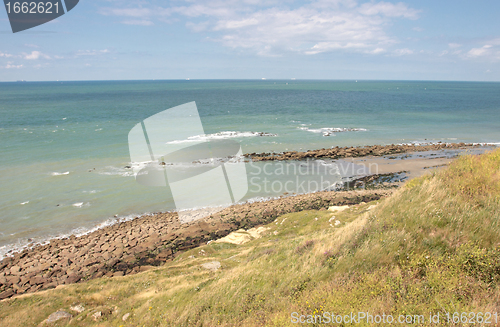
[[2, 148, 500, 326]]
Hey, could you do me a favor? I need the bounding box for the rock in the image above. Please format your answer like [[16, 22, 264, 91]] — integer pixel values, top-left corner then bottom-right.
[[201, 261, 221, 272], [40, 310, 72, 325], [122, 313, 130, 321], [6, 275, 20, 285], [0, 289, 15, 300], [215, 227, 269, 245], [65, 275, 81, 284], [70, 304, 85, 313], [29, 276, 46, 285], [157, 248, 172, 260], [116, 262, 128, 271], [83, 258, 98, 266], [138, 265, 155, 272], [41, 282, 57, 290], [91, 311, 102, 321], [328, 205, 350, 212], [10, 266, 21, 275]]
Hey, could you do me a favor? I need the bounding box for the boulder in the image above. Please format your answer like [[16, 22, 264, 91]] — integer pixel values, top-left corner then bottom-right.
[[0, 289, 15, 300], [69, 304, 85, 313], [39, 310, 72, 325]]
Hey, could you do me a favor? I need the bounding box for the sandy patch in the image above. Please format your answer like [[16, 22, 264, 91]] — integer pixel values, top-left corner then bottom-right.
[[216, 227, 270, 245]]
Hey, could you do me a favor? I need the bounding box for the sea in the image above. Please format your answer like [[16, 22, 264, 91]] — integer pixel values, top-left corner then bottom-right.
[[1, 80, 499, 258]]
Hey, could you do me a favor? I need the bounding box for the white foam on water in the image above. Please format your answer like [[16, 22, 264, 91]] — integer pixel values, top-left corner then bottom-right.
[[20, 201, 29, 205], [72, 202, 90, 208], [51, 171, 70, 176], [0, 213, 146, 260], [166, 131, 277, 144], [298, 127, 368, 136], [99, 166, 135, 177], [473, 142, 500, 146], [83, 190, 100, 194]]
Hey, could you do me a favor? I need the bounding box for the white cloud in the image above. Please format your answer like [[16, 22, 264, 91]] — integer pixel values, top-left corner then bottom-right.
[[75, 49, 110, 56], [392, 48, 413, 56], [24, 51, 50, 60], [99, 0, 420, 56], [412, 27, 423, 32], [358, 1, 420, 19], [448, 43, 462, 49], [0, 51, 13, 58], [4, 62, 23, 69], [467, 45, 493, 58], [186, 21, 210, 32], [368, 47, 386, 54]]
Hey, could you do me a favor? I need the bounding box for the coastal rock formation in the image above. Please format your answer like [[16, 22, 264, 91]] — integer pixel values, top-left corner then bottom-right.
[[0, 189, 392, 300], [245, 142, 479, 161]]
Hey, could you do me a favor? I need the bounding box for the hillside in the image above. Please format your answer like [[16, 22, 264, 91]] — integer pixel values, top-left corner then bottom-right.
[[1, 148, 499, 326]]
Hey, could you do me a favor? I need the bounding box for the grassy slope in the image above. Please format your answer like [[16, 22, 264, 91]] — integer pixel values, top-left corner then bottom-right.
[[1, 149, 500, 326]]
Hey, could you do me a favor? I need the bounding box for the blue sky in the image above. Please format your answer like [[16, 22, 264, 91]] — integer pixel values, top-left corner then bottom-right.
[[0, 0, 499, 81]]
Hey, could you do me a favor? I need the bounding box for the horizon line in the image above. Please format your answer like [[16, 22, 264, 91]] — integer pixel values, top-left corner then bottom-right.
[[1, 78, 500, 83]]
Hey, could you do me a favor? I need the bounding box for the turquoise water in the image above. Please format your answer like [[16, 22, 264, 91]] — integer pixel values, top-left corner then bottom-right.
[[1, 80, 499, 257]]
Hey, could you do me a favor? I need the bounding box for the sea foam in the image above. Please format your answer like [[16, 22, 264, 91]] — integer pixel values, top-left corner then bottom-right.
[[298, 127, 367, 136], [166, 131, 276, 144]]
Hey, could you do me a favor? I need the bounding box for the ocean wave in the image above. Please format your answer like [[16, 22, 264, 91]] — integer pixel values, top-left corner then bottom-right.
[[298, 127, 368, 136], [83, 190, 100, 194], [99, 166, 135, 177], [166, 131, 277, 144], [51, 171, 70, 176]]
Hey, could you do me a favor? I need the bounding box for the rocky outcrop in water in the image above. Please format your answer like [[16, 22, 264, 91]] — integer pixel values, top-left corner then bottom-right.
[[245, 142, 480, 161]]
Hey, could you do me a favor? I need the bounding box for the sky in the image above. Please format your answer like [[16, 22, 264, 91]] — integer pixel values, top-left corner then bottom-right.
[[0, 0, 499, 81]]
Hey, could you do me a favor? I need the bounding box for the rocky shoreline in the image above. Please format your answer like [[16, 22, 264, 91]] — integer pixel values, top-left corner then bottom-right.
[[0, 188, 393, 301], [245, 142, 482, 161], [1, 142, 493, 301]]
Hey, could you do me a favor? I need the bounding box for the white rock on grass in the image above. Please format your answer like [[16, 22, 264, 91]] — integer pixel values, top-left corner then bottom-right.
[[328, 205, 349, 212], [70, 304, 85, 313], [91, 311, 102, 321], [201, 261, 221, 272], [122, 313, 131, 321], [40, 310, 73, 325], [215, 227, 270, 245]]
